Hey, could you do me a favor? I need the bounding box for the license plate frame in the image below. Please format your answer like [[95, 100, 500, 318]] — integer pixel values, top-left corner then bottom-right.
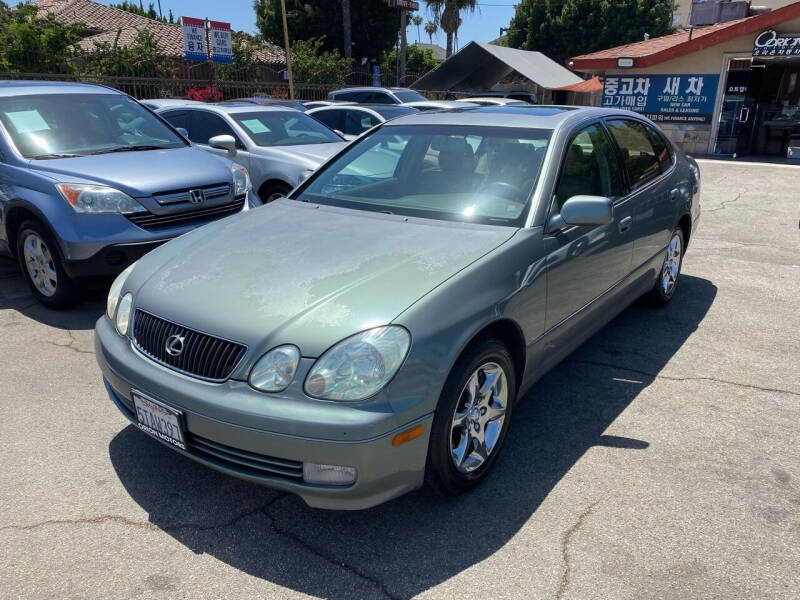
[[131, 390, 186, 450]]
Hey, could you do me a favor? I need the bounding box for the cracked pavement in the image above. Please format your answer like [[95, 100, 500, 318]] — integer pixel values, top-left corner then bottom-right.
[[1, 160, 799, 599]]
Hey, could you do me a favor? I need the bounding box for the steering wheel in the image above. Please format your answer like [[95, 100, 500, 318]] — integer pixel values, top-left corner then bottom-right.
[[477, 180, 523, 201]]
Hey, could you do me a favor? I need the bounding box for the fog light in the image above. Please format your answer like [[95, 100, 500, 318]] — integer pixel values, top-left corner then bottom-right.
[[115, 293, 133, 336], [302, 462, 356, 486]]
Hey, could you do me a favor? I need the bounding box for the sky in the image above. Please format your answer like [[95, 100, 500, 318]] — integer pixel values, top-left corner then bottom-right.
[[12, 0, 520, 49]]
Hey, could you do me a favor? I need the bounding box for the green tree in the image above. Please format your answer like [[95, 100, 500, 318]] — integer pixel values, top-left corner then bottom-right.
[[507, 0, 672, 64], [0, 1, 82, 73], [424, 20, 437, 44], [411, 14, 423, 42], [109, 1, 172, 24], [425, 0, 475, 58], [217, 32, 263, 82], [290, 37, 354, 85], [254, 0, 401, 60], [381, 44, 437, 79]]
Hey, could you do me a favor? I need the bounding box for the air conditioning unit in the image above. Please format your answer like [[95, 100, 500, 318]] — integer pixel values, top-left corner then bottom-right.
[[689, 0, 750, 26]]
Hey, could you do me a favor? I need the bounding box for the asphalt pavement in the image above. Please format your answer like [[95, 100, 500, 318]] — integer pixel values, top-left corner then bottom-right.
[[1, 160, 798, 599]]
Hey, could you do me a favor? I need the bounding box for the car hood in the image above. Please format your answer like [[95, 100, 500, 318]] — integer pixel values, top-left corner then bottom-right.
[[249, 141, 347, 167], [130, 200, 516, 358], [28, 146, 233, 197]]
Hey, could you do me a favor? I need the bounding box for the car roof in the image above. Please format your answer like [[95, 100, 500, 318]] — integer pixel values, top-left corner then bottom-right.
[[330, 87, 412, 94], [160, 103, 299, 115], [0, 80, 122, 97], [383, 105, 632, 130]]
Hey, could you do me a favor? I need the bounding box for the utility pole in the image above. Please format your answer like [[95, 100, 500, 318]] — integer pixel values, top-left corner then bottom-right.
[[342, 0, 352, 58], [280, 0, 295, 99], [399, 9, 407, 83]]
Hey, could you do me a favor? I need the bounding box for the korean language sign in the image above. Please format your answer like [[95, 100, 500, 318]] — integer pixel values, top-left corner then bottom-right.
[[181, 16, 208, 62], [602, 74, 720, 123], [210, 20, 233, 64]]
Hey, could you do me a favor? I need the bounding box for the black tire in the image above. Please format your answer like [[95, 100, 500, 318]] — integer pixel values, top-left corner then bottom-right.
[[425, 338, 517, 496], [16, 219, 76, 309], [646, 226, 685, 307], [258, 182, 291, 205]]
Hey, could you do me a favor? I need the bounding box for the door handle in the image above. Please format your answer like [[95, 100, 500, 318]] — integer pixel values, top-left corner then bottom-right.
[[739, 107, 750, 123], [618, 216, 632, 233]]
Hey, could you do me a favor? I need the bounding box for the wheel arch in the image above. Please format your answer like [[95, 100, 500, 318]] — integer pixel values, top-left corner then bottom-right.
[[451, 318, 527, 393], [4, 204, 63, 260], [678, 212, 692, 248], [257, 178, 293, 201]]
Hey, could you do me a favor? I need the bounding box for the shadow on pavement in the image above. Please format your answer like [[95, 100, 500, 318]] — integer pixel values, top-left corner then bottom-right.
[[0, 256, 106, 330], [109, 275, 717, 599]]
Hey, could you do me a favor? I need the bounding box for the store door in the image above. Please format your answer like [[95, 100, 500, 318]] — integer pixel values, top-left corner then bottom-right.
[[714, 60, 760, 156]]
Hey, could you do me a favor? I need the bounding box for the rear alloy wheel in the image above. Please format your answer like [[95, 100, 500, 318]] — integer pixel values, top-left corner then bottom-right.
[[647, 227, 684, 306], [259, 182, 291, 205], [16, 220, 75, 308], [426, 339, 516, 495]]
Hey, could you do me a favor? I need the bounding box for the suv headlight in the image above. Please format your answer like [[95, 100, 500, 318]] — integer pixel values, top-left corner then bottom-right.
[[249, 345, 300, 392], [304, 326, 410, 401], [231, 164, 251, 197], [56, 183, 145, 214], [107, 262, 136, 321]]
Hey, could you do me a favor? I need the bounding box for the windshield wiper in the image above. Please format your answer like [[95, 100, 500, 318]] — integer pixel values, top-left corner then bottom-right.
[[89, 145, 171, 154], [31, 153, 83, 159]]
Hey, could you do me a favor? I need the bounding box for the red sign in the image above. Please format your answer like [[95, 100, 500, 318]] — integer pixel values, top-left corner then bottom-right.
[[389, 0, 420, 10]]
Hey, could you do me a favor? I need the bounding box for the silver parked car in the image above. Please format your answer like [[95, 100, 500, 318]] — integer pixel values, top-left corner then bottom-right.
[[0, 82, 252, 307], [327, 86, 428, 104], [307, 104, 418, 140], [403, 100, 480, 111], [96, 106, 700, 509], [158, 103, 347, 204]]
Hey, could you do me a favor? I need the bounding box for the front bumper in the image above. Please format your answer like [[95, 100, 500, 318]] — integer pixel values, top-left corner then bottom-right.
[[95, 317, 432, 510], [63, 238, 168, 278]]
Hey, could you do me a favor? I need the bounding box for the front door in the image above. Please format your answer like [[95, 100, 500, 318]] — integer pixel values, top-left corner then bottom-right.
[[714, 60, 759, 156], [544, 122, 634, 331]]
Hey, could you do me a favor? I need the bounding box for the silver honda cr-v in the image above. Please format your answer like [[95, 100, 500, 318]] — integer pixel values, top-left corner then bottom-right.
[[0, 81, 254, 307]]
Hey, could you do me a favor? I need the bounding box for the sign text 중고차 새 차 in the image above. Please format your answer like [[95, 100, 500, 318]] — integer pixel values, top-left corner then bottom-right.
[[602, 74, 720, 123]]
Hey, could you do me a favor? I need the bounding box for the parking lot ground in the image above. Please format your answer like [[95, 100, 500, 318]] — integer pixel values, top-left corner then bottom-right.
[[1, 159, 799, 600]]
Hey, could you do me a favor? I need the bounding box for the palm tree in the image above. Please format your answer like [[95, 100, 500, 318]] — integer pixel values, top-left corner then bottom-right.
[[425, 0, 476, 58], [412, 14, 423, 44], [424, 20, 437, 45]]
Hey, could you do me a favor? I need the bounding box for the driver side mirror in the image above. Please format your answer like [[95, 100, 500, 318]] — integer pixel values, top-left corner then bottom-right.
[[175, 127, 189, 138], [208, 134, 237, 158], [547, 195, 613, 233]]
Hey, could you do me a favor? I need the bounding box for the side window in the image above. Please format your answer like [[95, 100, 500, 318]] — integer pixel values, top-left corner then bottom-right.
[[161, 110, 188, 130], [312, 109, 344, 132], [189, 111, 240, 147], [606, 119, 661, 190], [646, 125, 673, 172], [370, 92, 395, 104], [554, 124, 624, 212], [351, 92, 373, 103], [343, 110, 376, 135]]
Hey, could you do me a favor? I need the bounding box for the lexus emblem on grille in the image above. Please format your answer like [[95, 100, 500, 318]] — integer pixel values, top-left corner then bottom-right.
[[189, 189, 205, 204], [165, 334, 185, 356]]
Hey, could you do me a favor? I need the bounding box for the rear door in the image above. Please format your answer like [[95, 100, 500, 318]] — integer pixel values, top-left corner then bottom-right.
[[605, 118, 677, 270], [544, 122, 633, 331]]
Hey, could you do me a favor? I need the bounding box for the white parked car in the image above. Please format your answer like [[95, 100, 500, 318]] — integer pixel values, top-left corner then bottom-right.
[[455, 97, 530, 107], [158, 103, 347, 204], [403, 100, 480, 111]]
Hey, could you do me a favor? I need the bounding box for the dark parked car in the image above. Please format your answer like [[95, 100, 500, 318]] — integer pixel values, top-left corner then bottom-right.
[[307, 104, 418, 140], [326, 87, 428, 104], [96, 106, 700, 509]]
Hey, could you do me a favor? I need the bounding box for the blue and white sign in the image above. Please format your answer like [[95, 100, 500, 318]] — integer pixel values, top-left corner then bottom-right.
[[181, 16, 208, 62], [372, 65, 381, 87], [602, 74, 719, 123]]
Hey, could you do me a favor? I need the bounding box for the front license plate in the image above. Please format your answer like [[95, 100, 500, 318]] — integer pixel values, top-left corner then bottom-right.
[[132, 390, 186, 450]]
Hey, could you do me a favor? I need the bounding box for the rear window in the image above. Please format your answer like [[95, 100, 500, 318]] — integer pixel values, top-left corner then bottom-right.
[[392, 90, 427, 103]]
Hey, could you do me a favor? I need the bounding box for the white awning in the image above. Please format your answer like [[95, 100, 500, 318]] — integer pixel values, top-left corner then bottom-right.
[[412, 42, 582, 91]]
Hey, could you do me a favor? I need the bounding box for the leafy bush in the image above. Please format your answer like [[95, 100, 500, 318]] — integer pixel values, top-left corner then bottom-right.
[[290, 37, 353, 85], [0, 2, 82, 73]]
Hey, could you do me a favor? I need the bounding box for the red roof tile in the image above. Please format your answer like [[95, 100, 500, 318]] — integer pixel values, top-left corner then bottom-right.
[[570, 2, 800, 70], [34, 0, 285, 64]]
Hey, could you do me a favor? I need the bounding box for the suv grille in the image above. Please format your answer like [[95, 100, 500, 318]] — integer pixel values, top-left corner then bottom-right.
[[132, 310, 247, 382], [153, 183, 230, 205], [127, 197, 245, 230]]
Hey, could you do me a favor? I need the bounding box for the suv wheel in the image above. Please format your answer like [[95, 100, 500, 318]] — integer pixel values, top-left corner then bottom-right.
[[16, 220, 76, 308]]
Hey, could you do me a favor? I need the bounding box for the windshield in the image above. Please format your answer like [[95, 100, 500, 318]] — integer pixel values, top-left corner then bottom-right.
[[0, 94, 185, 159], [232, 111, 342, 146], [393, 90, 428, 103], [298, 124, 551, 226]]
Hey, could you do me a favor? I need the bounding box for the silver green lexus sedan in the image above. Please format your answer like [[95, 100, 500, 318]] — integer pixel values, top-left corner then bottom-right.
[[95, 106, 700, 510]]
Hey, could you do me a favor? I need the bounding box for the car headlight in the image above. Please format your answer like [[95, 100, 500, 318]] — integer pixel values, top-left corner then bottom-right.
[[249, 345, 300, 392], [115, 293, 133, 336], [106, 262, 136, 320], [55, 183, 145, 214], [304, 326, 410, 401], [231, 164, 251, 197]]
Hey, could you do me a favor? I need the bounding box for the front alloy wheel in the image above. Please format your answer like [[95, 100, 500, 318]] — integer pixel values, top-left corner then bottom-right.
[[16, 220, 76, 308], [23, 232, 58, 297]]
